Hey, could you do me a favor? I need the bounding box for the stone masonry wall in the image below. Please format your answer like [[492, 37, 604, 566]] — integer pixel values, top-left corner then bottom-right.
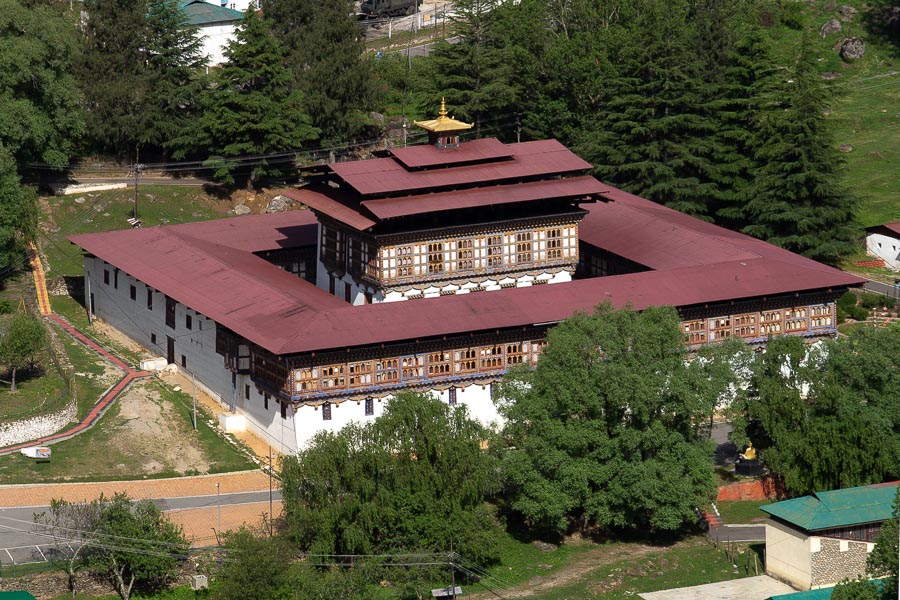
[[0, 396, 76, 447], [811, 537, 870, 587]]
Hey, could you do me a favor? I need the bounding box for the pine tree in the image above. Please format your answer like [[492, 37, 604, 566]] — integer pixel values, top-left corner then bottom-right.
[[143, 0, 206, 151], [710, 26, 780, 230], [577, 0, 721, 219], [420, 0, 522, 137], [79, 0, 151, 156], [263, 0, 375, 143], [742, 32, 858, 264], [187, 7, 318, 187]]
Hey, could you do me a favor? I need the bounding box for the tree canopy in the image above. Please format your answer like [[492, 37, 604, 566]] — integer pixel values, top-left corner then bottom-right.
[[734, 326, 900, 496], [495, 303, 717, 536], [281, 392, 501, 566], [0, 312, 46, 392]]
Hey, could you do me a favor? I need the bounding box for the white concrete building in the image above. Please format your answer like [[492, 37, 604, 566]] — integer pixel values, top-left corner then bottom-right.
[[182, 0, 243, 66], [865, 221, 900, 271]]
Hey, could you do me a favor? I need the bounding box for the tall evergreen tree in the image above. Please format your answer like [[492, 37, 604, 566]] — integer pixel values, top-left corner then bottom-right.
[[182, 6, 318, 186], [742, 32, 858, 264], [420, 0, 522, 137], [80, 0, 151, 156], [577, 0, 722, 218], [143, 0, 206, 151], [263, 0, 375, 143]]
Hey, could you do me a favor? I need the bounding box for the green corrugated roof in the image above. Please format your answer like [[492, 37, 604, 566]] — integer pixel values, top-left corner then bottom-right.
[[0, 592, 39, 600], [761, 482, 899, 531], [767, 580, 885, 600], [180, 0, 243, 25]]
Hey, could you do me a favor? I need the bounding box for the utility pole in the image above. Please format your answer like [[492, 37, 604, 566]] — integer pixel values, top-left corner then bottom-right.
[[132, 148, 144, 220], [268, 447, 274, 537], [192, 372, 197, 431], [216, 482, 221, 534]]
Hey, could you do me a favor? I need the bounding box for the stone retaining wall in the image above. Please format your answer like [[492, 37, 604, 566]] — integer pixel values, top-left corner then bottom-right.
[[0, 396, 76, 448], [717, 477, 786, 501]]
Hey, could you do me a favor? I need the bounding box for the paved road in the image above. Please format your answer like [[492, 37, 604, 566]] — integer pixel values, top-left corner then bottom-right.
[[0, 490, 282, 564], [709, 524, 766, 543], [863, 277, 900, 300]]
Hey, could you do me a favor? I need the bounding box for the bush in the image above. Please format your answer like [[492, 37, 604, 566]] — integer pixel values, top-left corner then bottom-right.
[[859, 292, 885, 310], [0, 299, 14, 314]]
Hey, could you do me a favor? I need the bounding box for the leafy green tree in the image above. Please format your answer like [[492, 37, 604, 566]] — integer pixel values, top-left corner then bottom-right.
[[735, 328, 899, 496], [0, 0, 83, 167], [214, 527, 295, 600], [34, 498, 104, 599], [832, 580, 884, 600], [496, 303, 716, 536], [179, 7, 318, 187], [89, 493, 188, 600], [0, 149, 38, 276], [866, 486, 899, 598], [742, 31, 858, 264], [263, 0, 375, 142], [281, 392, 501, 566], [0, 313, 47, 392]]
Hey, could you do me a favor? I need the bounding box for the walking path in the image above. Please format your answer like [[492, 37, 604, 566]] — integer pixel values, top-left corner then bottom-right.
[[0, 470, 271, 508], [26, 242, 51, 317]]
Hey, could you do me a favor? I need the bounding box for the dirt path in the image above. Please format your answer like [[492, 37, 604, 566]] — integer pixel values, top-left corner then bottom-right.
[[468, 539, 694, 599]]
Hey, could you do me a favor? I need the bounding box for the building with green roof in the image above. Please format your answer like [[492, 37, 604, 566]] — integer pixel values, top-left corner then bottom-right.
[[180, 0, 244, 66], [761, 481, 898, 591]]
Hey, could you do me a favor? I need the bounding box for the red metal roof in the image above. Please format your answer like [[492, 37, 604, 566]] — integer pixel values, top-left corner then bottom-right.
[[285, 188, 377, 230], [161, 209, 318, 253], [329, 140, 593, 196], [360, 176, 607, 221], [68, 180, 865, 356], [389, 138, 512, 169], [866, 221, 900, 237]]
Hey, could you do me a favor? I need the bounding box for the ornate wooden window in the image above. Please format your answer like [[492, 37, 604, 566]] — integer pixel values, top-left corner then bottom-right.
[[320, 365, 346, 390], [428, 351, 451, 376], [396, 245, 414, 278], [784, 307, 808, 332], [708, 317, 731, 341], [427, 242, 444, 274], [294, 369, 318, 393], [529, 340, 547, 365], [486, 235, 504, 268], [546, 229, 563, 259], [734, 314, 757, 338], [505, 343, 526, 365], [365, 397, 374, 416], [683, 320, 706, 344], [456, 239, 474, 271], [348, 361, 373, 387], [376, 358, 400, 383], [515, 232, 533, 265], [401, 355, 425, 380], [480, 345, 504, 370], [322, 403, 332, 421], [454, 348, 477, 373]]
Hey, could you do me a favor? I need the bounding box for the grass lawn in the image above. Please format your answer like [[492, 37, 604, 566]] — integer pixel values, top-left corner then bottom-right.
[[0, 376, 254, 484], [521, 538, 756, 600], [716, 500, 770, 525], [41, 185, 223, 280]]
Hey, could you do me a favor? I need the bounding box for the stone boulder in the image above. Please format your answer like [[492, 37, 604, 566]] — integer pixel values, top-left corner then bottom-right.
[[233, 203, 251, 215], [265, 195, 292, 213], [839, 5, 858, 21], [820, 19, 842, 37], [839, 37, 866, 61]]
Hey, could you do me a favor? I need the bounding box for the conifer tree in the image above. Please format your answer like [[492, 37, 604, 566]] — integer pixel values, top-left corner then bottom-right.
[[742, 32, 858, 264], [79, 0, 151, 155], [421, 0, 521, 137], [577, 0, 721, 219], [185, 6, 318, 187], [143, 0, 206, 151], [263, 0, 375, 143]]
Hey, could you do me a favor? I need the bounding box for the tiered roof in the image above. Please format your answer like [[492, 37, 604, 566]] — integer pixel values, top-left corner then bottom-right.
[[70, 171, 863, 356]]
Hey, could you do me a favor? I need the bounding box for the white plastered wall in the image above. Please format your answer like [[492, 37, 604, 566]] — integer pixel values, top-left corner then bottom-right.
[[198, 23, 237, 67], [765, 518, 813, 590], [866, 232, 900, 270]]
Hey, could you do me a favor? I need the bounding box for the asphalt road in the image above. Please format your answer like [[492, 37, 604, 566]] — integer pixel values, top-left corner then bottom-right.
[[863, 277, 900, 300], [0, 490, 282, 565], [709, 524, 766, 543]]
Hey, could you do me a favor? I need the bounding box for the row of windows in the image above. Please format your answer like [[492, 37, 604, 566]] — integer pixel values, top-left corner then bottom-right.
[[380, 227, 577, 281], [292, 342, 545, 395], [682, 305, 835, 342], [109, 268, 197, 331]]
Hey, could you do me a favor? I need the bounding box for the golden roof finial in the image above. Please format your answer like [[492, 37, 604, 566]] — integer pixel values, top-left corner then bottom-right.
[[414, 98, 473, 134]]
